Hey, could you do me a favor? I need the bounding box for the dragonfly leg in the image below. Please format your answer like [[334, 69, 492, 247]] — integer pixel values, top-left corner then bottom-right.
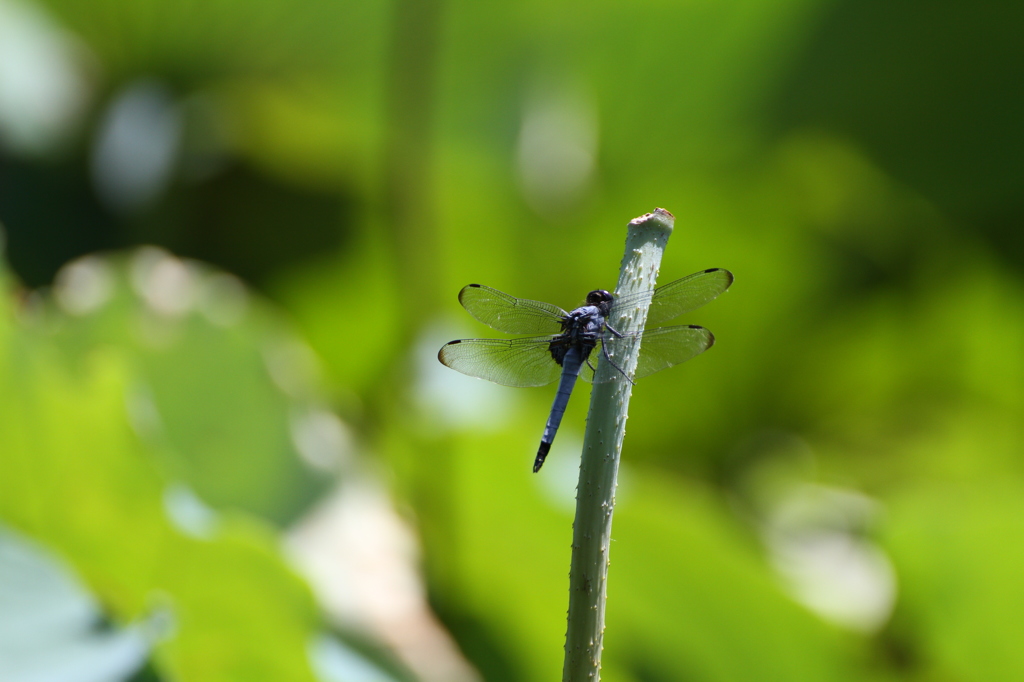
[[601, 339, 635, 385], [600, 322, 635, 382], [604, 321, 625, 338]]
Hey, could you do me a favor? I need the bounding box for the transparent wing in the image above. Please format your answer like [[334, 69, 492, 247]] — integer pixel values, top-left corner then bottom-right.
[[630, 325, 715, 380], [438, 336, 561, 387], [458, 284, 567, 334], [611, 268, 733, 326], [581, 325, 715, 383]]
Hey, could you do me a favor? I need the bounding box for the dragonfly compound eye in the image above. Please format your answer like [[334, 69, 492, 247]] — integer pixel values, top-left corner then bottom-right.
[[586, 290, 613, 305]]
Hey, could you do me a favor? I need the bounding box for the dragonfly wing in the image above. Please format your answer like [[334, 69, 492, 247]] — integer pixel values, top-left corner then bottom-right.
[[647, 268, 733, 325], [612, 268, 732, 326], [438, 336, 561, 387], [589, 325, 714, 383], [458, 284, 567, 334], [631, 325, 715, 380]]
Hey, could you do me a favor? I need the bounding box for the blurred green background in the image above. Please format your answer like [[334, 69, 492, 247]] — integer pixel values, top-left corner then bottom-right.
[[2, 0, 1023, 680]]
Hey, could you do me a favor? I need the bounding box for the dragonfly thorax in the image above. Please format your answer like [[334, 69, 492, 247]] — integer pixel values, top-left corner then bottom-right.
[[548, 300, 608, 367]]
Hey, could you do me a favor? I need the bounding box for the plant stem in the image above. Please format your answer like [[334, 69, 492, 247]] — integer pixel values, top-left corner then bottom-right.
[[562, 208, 674, 681]]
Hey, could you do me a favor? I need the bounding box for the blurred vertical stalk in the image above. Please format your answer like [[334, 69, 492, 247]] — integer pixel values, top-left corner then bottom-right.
[[562, 209, 674, 681], [383, 0, 444, 329], [378, 6, 465, 660]]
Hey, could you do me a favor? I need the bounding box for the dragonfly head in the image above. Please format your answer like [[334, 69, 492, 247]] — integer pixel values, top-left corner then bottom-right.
[[586, 289, 614, 313]]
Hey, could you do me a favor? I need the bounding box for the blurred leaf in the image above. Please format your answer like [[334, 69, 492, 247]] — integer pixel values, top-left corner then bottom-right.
[[0, 257, 321, 681], [606, 470, 868, 681], [0, 527, 151, 682], [45, 249, 335, 523], [272, 226, 403, 393], [884, 483, 1024, 682]]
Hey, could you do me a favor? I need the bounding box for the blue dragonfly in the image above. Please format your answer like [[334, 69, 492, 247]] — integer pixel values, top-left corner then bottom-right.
[[438, 268, 733, 471]]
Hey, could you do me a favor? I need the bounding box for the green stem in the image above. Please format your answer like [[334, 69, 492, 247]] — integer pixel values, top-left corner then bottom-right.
[[562, 208, 674, 681]]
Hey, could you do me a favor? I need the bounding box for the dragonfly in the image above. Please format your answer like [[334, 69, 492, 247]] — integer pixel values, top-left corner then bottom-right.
[[437, 268, 734, 472]]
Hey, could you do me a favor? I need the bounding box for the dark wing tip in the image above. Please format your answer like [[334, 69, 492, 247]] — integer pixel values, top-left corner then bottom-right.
[[437, 340, 463, 365], [705, 267, 735, 283], [686, 324, 716, 349], [457, 285, 479, 305]]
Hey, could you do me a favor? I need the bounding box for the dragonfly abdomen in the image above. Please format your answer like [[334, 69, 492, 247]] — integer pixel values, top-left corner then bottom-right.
[[534, 345, 589, 472]]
